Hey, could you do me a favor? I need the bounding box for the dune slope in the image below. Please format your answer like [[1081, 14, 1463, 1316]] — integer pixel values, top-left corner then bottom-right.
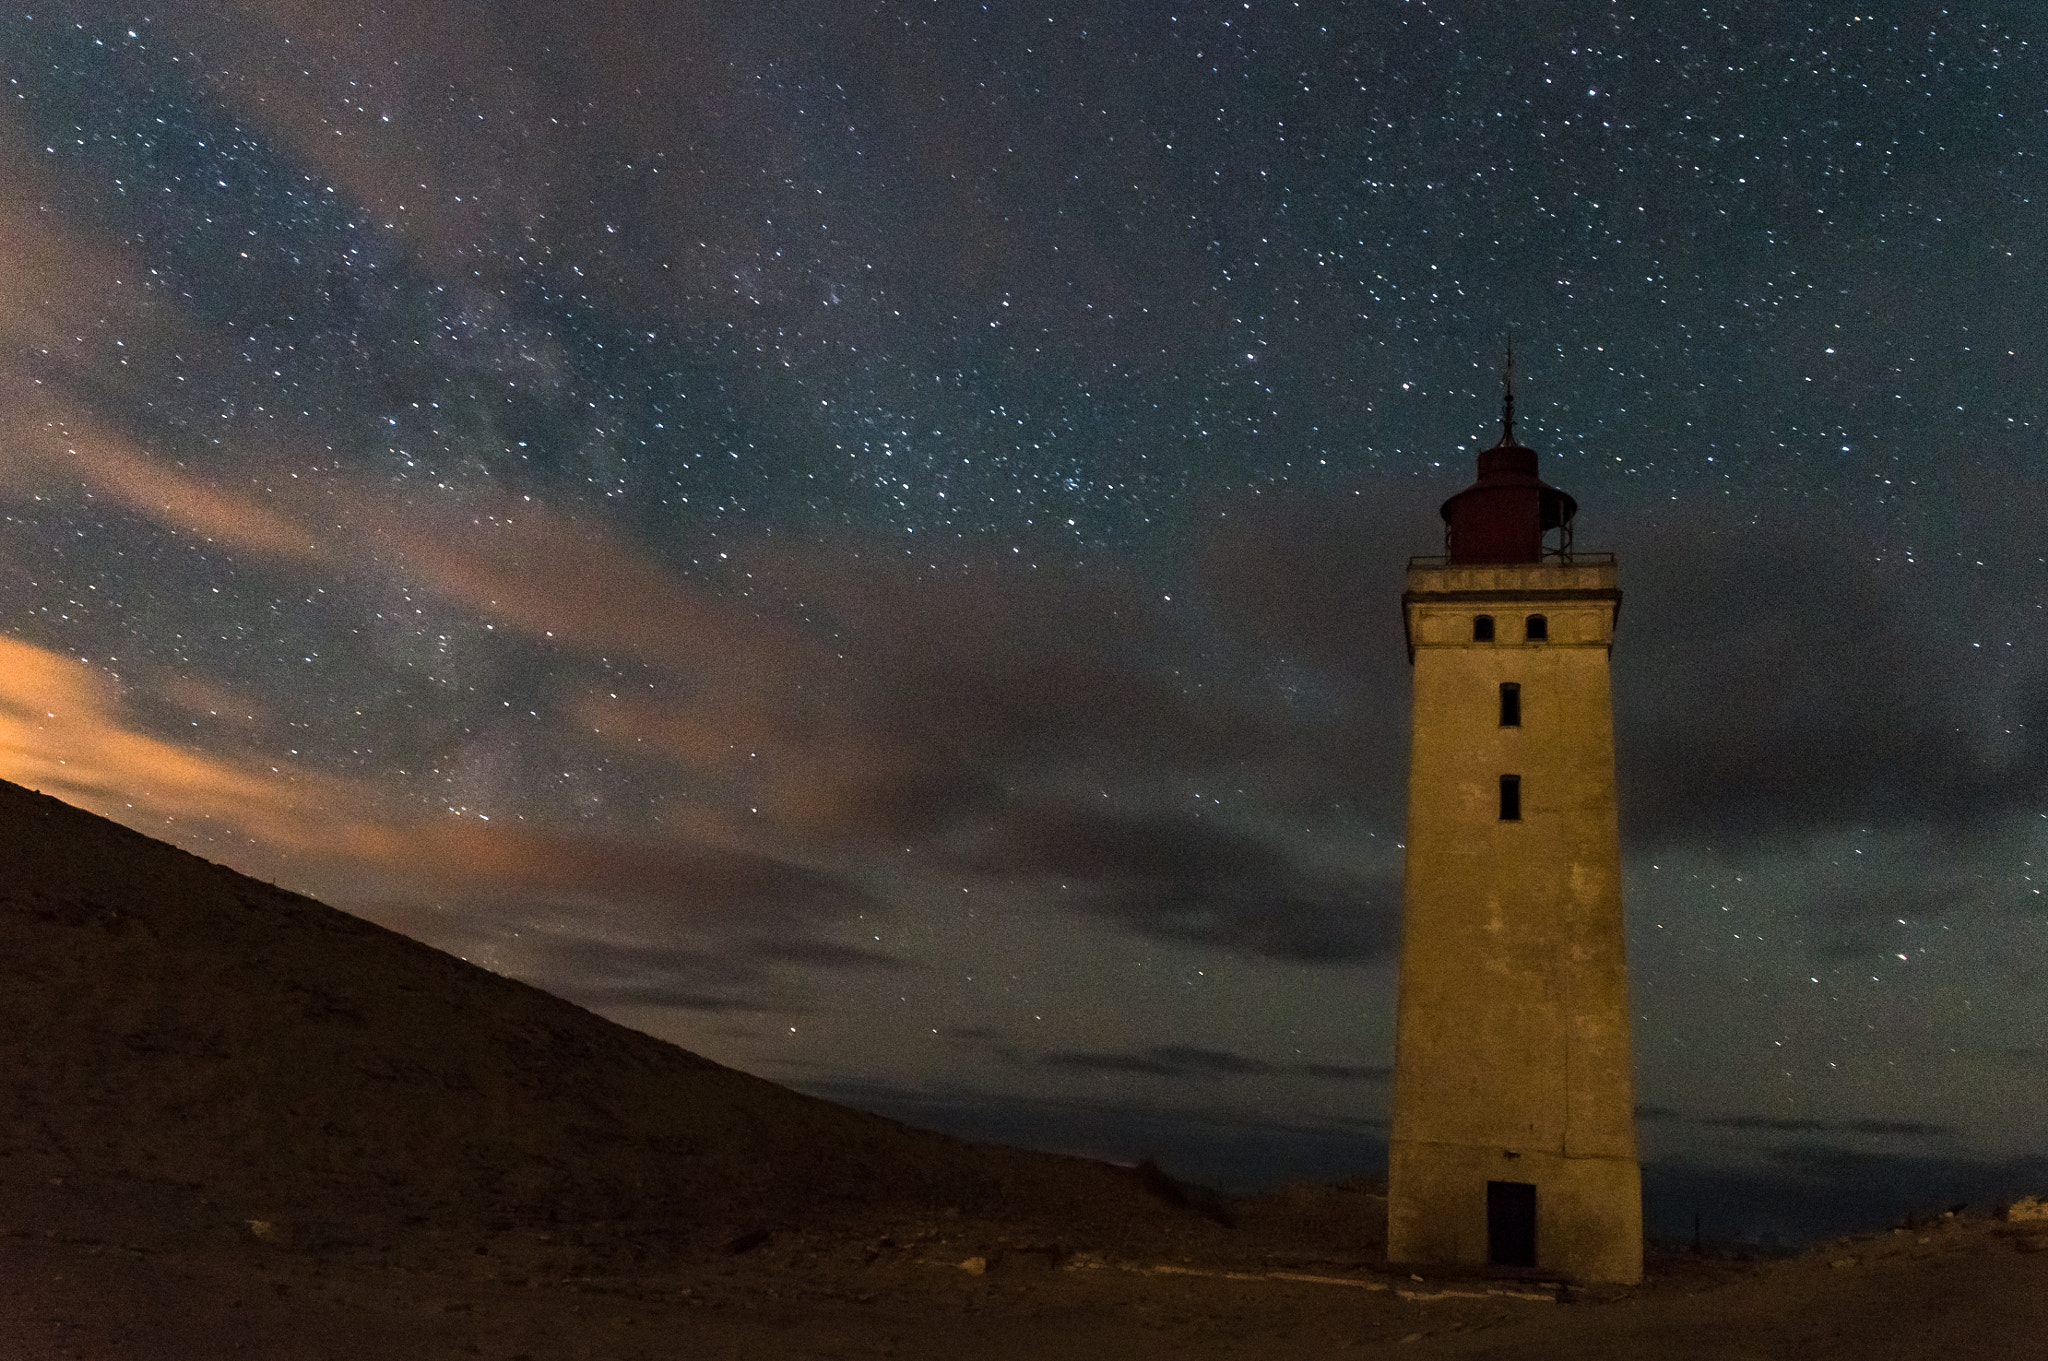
[[0, 778, 1226, 1250]]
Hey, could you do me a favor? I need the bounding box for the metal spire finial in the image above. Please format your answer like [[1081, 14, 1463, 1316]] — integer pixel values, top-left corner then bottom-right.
[[1500, 339, 1516, 445]]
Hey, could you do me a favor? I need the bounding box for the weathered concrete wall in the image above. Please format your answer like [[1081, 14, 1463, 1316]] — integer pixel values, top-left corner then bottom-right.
[[1387, 1144, 1642, 1285], [1388, 560, 1641, 1285]]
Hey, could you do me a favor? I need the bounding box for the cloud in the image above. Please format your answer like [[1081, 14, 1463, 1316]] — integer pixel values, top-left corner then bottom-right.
[[1089, 874, 1399, 963], [752, 939, 908, 971], [1187, 488, 1426, 822], [1039, 1044, 1391, 1082], [462, 926, 778, 1014], [1802, 865, 2014, 958], [578, 988, 777, 1013], [1295, 1062, 1394, 1083], [0, 628, 882, 1022], [1642, 1108, 1957, 1139], [1182, 491, 2048, 864], [353, 898, 885, 1018], [0, 362, 1418, 969], [1041, 1050, 1198, 1078], [0, 633, 353, 853], [1760, 1143, 2042, 1192], [346, 821, 877, 925], [1193, 489, 1424, 678], [141, 0, 850, 334], [1808, 872, 1992, 927], [363, 498, 801, 677], [539, 540, 1359, 873], [0, 155, 317, 560], [956, 805, 1399, 961], [0, 383, 315, 560], [1613, 508, 2048, 851], [1, 221, 1406, 967], [327, 520, 1402, 969], [0, 134, 165, 364]]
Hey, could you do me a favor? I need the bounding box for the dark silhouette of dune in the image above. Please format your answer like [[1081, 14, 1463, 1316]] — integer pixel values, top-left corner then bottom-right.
[[0, 778, 1230, 1251]]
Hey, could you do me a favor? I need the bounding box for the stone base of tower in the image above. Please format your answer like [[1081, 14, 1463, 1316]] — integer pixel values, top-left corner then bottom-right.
[[1387, 1140, 1642, 1285]]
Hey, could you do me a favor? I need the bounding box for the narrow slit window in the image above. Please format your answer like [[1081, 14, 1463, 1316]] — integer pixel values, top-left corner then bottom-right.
[[1499, 774, 1521, 821], [1473, 614, 1495, 642], [1499, 682, 1521, 727], [1524, 614, 1548, 641]]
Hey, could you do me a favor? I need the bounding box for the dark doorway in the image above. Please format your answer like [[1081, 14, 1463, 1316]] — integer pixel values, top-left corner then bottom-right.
[[1487, 1180, 1537, 1267]]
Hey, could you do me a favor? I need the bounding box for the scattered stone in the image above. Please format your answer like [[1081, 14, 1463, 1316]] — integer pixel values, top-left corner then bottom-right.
[[958, 1256, 988, 1276], [1828, 1257, 1858, 1269], [2005, 1197, 2048, 1224]]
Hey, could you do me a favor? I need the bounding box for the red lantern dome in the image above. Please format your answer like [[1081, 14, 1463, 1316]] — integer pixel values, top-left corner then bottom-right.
[[1438, 358, 1576, 563]]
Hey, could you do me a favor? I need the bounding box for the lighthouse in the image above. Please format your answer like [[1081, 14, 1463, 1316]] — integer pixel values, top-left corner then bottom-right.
[[1386, 365, 1642, 1285]]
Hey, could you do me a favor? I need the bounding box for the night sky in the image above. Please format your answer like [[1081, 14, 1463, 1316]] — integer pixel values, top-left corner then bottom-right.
[[3, 2, 2043, 1239]]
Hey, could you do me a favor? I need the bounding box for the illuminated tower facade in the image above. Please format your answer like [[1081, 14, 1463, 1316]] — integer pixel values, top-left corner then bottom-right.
[[1387, 372, 1641, 1285]]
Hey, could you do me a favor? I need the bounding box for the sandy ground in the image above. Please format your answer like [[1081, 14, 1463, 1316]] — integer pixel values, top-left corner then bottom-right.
[[4, 777, 2045, 1359], [4, 1175, 2045, 1360]]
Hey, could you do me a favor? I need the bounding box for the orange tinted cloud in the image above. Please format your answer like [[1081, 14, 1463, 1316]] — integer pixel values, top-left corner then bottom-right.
[[0, 632, 862, 939], [362, 495, 797, 671], [0, 635, 339, 852], [0, 122, 324, 557], [0, 133, 161, 362], [0, 379, 315, 559]]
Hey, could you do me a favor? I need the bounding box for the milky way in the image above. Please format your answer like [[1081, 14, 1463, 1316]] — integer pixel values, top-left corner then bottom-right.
[[2, 2, 2043, 1238]]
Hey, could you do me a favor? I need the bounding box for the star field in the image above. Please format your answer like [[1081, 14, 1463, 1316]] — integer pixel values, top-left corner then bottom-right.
[[1, 1, 2044, 1240]]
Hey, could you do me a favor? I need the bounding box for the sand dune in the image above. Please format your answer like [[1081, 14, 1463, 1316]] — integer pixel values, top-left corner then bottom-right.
[[2, 777, 2042, 1358]]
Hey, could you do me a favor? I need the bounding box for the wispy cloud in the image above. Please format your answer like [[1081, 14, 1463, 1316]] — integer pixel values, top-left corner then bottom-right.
[[1041, 1044, 1391, 1082], [1635, 1105, 1956, 1140]]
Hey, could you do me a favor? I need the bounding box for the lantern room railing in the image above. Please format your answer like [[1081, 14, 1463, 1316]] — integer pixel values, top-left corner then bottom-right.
[[1407, 549, 1615, 569]]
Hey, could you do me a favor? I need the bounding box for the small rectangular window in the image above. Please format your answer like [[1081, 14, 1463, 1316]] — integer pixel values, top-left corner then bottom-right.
[[1499, 682, 1521, 727], [1473, 614, 1495, 642], [1499, 774, 1521, 821], [1524, 614, 1548, 641]]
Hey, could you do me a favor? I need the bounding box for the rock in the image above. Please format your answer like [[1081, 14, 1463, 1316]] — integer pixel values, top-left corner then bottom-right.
[[2015, 1236, 2048, 1254], [2004, 1197, 2048, 1223], [958, 1256, 988, 1275]]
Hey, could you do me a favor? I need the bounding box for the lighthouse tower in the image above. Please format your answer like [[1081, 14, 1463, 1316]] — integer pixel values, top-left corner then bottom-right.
[[1387, 366, 1641, 1285]]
